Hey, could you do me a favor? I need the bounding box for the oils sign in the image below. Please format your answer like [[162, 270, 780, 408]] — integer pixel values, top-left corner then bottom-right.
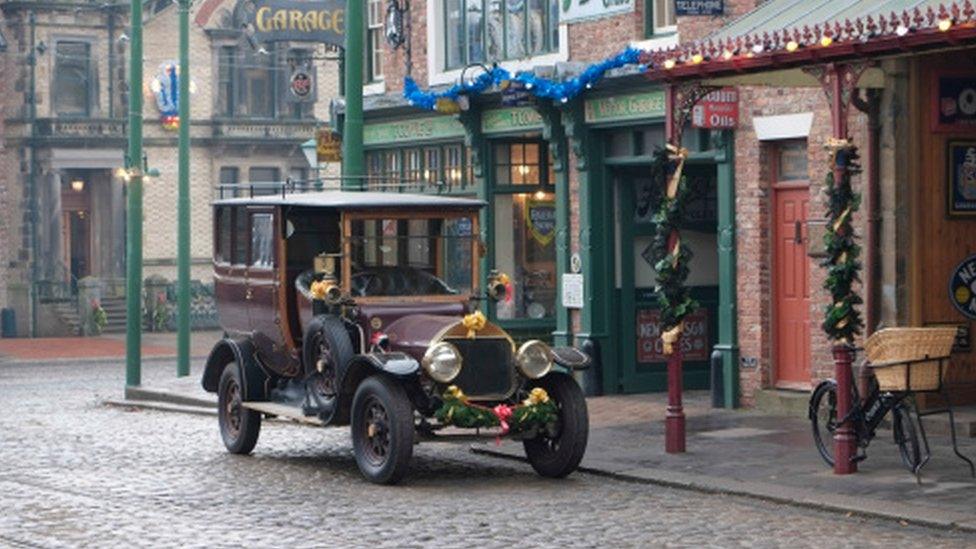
[[248, 0, 345, 47]]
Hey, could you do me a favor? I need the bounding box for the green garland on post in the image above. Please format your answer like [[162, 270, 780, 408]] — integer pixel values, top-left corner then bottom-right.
[[821, 141, 864, 343], [650, 146, 699, 337]]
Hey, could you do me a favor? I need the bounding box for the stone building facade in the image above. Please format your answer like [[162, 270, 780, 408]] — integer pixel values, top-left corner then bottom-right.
[[0, 0, 340, 336]]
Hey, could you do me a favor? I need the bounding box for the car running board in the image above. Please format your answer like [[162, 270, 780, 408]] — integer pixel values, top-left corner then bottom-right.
[[242, 401, 324, 426]]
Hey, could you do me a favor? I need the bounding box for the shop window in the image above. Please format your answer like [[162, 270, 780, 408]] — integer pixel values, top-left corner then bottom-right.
[[445, 145, 465, 188], [424, 147, 442, 187], [494, 192, 556, 320], [54, 41, 93, 117], [250, 213, 274, 268], [366, 0, 384, 83], [645, 0, 676, 37], [366, 144, 473, 193], [444, 0, 560, 70], [494, 142, 544, 186]]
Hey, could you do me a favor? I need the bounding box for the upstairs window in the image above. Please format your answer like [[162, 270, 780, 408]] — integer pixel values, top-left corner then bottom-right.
[[444, 0, 559, 70], [367, 0, 385, 82], [646, 0, 677, 37], [54, 41, 93, 117]]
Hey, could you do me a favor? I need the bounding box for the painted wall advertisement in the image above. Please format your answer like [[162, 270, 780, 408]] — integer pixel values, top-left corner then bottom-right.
[[559, 0, 634, 23], [691, 87, 738, 129], [948, 141, 976, 216], [950, 254, 976, 320], [636, 308, 710, 363]]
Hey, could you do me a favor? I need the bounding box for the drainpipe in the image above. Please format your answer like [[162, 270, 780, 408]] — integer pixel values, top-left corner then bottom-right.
[[27, 11, 38, 337], [852, 89, 881, 336], [107, 8, 115, 119]]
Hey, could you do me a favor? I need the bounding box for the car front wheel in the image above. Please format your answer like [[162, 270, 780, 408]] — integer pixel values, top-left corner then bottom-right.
[[350, 375, 414, 484], [523, 373, 589, 478]]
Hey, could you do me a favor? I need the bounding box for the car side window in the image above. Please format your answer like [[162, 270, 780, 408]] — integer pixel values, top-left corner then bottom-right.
[[250, 212, 274, 269], [231, 207, 248, 265], [216, 207, 232, 264]]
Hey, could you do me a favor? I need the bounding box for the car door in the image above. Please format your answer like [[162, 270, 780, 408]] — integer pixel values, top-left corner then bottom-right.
[[246, 208, 297, 376], [213, 206, 250, 335]]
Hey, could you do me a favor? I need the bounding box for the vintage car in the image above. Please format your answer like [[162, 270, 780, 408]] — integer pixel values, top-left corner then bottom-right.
[[202, 190, 590, 484]]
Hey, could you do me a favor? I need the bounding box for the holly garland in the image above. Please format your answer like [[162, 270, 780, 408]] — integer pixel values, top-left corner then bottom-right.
[[434, 386, 558, 434], [822, 140, 864, 343], [649, 145, 698, 352]]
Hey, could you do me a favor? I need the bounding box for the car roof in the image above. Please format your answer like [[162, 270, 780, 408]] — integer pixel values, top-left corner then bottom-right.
[[213, 190, 486, 210]]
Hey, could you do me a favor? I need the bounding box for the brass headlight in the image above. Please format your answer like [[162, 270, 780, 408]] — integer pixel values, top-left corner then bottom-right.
[[516, 340, 552, 379], [422, 342, 463, 383]]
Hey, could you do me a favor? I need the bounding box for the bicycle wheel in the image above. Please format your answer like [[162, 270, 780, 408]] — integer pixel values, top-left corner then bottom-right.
[[892, 403, 922, 473], [809, 380, 839, 467]]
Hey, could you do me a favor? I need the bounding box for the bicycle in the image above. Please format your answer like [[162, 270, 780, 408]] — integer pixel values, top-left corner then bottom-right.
[[808, 364, 924, 474]]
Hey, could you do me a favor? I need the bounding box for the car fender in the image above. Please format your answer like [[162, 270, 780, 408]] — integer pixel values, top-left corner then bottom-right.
[[550, 346, 591, 370], [332, 352, 420, 425], [201, 337, 274, 401]]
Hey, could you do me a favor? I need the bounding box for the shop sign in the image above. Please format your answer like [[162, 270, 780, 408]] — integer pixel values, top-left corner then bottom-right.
[[584, 91, 666, 124], [562, 273, 584, 309], [948, 141, 976, 216], [559, 0, 633, 23], [934, 75, 976, 132], [636, 308, 709, 362], [501, 80, 532, 107], [692, 87, 738, 129], [286, 68, 314, 103], [316, 129, 341, 163], [247, 0, 345, 47], [363, 116, 466, 146], [525, 199, 556, 246], [482, 107, 544, 134], [675, 0, 724, 16], [949, 254, 976, 320]]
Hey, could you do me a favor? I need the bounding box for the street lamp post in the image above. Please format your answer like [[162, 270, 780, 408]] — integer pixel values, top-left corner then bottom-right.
[[176, 0, 192, 377], [125, 0, 144, 387], [341, 0, 364, 190]]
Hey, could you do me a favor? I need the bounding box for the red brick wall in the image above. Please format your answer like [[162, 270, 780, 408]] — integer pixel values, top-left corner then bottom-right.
[[676, 0, 761, 43], [384, 0, 428, 94], [734, 86, 868, 404], [566, 2, 645, 62]]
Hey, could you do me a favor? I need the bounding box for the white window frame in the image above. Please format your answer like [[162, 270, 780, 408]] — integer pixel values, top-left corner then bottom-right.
[[427, 0, 569, 87], [649, 0, 677, 36]]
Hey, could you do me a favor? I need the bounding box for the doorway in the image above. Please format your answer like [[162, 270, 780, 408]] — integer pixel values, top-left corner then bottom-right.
[[60, 175, 93, 285], [613, 165, 719, 393], [771, 141, 811, 388]]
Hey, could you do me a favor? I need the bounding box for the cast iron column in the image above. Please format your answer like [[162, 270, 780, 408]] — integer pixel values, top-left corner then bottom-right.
[[828, 64, 857, 475], [176, 0, 191, 377], [341, 0, 364, 190], [664, 85, 685, 453], [125, 0, 144, 387]]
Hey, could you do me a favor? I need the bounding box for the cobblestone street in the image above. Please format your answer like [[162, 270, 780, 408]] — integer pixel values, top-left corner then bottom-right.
[[0, 360, 973, 548]]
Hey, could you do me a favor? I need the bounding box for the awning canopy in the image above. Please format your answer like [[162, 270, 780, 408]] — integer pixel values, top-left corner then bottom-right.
[[642, 0, 976, 87]]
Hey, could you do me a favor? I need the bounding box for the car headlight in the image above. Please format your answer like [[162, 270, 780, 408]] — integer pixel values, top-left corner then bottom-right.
[[516, 340, 552, 380], [422, 342, 463, 383]]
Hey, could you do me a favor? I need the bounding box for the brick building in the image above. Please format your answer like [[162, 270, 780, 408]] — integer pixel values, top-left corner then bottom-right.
[[0, 0, 340, 336], [359, 0, 976, 408]]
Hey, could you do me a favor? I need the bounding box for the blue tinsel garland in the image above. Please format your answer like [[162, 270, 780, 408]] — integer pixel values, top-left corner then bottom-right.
[[403, 47, 647, 112]]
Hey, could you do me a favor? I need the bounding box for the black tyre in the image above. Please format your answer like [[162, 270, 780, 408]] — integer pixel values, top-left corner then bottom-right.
[[350, 375, 414, 484], [304, 315, 354, 410], [523, 373, 589, 478], [218, 363, 261, 455], [892, 403, 922, 473], [809, 380, 838, 467]]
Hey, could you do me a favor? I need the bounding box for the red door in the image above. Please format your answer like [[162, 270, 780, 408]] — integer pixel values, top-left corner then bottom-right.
[[773, 187, 811, 387]]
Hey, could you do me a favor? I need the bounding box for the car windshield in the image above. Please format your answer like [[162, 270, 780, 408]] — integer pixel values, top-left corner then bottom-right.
[[348, 216, 476, 298]]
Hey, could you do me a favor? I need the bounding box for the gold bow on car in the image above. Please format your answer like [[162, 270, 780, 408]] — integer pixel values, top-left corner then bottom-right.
[[462, 310, 487, 339]]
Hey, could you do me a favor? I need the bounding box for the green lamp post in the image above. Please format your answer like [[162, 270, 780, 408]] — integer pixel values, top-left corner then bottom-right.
[[176, 0, 192, 377], [125, 0, 144, 387]]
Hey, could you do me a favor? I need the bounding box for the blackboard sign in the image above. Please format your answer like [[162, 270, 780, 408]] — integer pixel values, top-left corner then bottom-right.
[[935, 75, 976, 132], [947, 141, 976, 216], [675, 0, 724, 16]]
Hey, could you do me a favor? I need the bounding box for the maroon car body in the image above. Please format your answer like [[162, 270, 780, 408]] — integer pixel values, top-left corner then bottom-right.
[[201, 190, 589, 484]]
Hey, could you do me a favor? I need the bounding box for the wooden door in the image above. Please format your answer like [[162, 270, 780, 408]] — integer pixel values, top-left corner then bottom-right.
[[773, 187, 811, 386]]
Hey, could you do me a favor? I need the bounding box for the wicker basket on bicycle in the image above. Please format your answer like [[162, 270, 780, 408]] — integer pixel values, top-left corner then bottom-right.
[[864, 327, 957, 392]]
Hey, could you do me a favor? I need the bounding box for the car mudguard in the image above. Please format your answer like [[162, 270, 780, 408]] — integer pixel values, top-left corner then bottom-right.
[[551, 346, 591, 370], [331, 352, 420, 426], [201, 337, 275, 402]]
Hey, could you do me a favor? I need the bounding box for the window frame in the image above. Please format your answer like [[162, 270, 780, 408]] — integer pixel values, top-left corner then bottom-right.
[[365, 142, 473, 194], [215, 43, 285, 120], [366, 0, 385, 83], [644, 0, 678, 39], [443, 0, 559, 71], [52, 38, 94, 118]]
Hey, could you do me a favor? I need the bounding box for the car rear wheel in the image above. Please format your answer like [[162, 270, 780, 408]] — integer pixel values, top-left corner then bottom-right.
[[218, 363, 261, 455], [351, 375, 414, 484], [523, 373, 589, 478]]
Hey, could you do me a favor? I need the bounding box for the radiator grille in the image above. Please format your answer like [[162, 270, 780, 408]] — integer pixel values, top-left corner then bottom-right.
[[445, 337, 516, 400]]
